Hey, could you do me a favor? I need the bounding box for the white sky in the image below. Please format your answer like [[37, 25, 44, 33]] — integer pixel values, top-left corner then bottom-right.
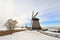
[[0, 0, 60, 28]]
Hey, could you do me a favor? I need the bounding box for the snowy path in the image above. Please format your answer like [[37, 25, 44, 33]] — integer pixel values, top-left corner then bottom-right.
[[0, 30, 60, 40]]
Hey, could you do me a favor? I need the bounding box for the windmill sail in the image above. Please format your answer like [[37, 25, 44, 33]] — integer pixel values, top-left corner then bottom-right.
[[32, 10, 34, 18], [33, 12, 38, 18]]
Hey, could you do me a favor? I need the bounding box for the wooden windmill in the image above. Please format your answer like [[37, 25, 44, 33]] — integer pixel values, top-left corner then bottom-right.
[[32, 10, 41, 29]]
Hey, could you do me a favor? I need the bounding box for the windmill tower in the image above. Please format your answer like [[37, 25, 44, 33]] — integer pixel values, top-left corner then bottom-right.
[[32, 10, 41, 29]]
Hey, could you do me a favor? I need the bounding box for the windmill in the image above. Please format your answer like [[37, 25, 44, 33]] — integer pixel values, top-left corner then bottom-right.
[[32, 10, 41, 29]]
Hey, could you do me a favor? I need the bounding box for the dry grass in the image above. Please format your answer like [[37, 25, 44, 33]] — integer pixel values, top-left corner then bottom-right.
[[0, 29, 26, 36]]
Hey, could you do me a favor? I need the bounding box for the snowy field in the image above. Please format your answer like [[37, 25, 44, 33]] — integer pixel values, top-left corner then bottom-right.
[[38, 30, 60, 38], [0, 30, 60, 40]]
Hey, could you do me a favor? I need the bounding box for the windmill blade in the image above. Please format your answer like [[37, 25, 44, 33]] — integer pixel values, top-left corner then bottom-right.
[[32, 10, 34, 18], [33, 12, 38, 18], [31, 10, 34, 27]]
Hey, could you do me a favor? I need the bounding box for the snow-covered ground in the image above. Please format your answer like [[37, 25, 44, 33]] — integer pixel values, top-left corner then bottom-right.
[[14, 28, 27, 30], [0, 30, 60, 40], [0, 27, 27, 31], [45, 31, 60, 34]]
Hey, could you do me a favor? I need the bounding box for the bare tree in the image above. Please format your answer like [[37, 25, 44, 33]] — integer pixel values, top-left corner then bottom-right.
[[4, 19, 18, 31]]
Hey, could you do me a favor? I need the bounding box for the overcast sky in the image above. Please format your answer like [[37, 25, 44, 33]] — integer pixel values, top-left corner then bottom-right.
[[0, 0, 60, 27]]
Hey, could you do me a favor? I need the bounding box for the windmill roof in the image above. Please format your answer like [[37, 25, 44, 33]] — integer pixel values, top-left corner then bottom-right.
[[32, 18, 39, 20]]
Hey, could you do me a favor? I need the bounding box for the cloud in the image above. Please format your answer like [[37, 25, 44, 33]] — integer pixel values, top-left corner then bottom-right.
[[0, 0, 60, 28], [37, 7, 60, 22], [0, 0, 33, 27]]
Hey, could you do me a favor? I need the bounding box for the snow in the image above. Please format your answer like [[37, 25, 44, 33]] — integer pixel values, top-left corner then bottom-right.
[[14, 28, 27, 30], [48, 29, 60, 31], [0, 27, 8, 31], [0, 27, 26, 31], [0, 30, 60, 40], [45, 31, 60, 34], [43, 31, 60, 38]]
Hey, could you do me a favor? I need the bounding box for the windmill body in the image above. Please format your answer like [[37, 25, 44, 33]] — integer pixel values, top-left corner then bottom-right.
[[32, 11, 41, 29]]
